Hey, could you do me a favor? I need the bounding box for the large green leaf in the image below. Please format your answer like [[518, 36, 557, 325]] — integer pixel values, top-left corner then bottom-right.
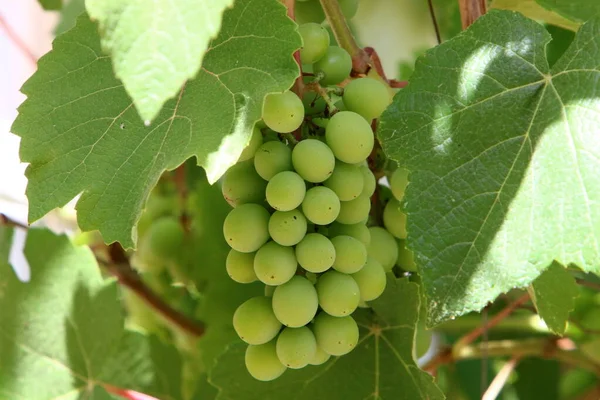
[[529, 262, 578, 335], [378, 10, 600, 326], [491, 0, 580, 31], [536, 0, 600, 23], [11, 1, 300, 248], [38, 0, 62, 10], [85, 0, 235, 122], [0, 229, 185, 399], [209, 278, 443, 400]]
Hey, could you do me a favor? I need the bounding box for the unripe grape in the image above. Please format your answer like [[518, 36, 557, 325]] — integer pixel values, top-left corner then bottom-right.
[[245, 341, 287, 381], [233, 296, 281, 345], [254, 141, 293, 181], [266, 171, 306, 211], [276, 326, 317, 369], [396, 239, 417, 272], [313, 46, 352, 86], [337, 193, 371, 224], [326, 111, 373, 164], [309, 345, 331, 365], [390, 167, 409, 201], [299, 23, 330, 64], [352, 257, 387, 301], [331, 235, 367, 274], [226, 250, 258, 283], [295, 0, 325, 24], [328, 222, 371, 246], [302, 186, 340, 225], [222, 160, 267, 207], [360, 165, 376, 197], [383, 198, 407, 239], [324, 161, 364, 201], [313, 313, 359, 356], [343, 78, 391, 121], [138, 217, 184, 265], [223, 204, 270, 253], [272, 276, 318, 327], [292, 139, 335, 183], [269, 209, 307, 246], [295, 233, 335, 273], [262, 91, 304, 133], [238, 126, 263, 161], [339, 0, 359, 19], [254, 242, 297, 286], [316, 270, 360, 317], [367, 227, 398, 271]]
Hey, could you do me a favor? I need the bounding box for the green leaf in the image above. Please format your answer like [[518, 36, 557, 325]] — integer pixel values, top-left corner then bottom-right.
[[86, 0, 235, 122], [491, 0, 580, 31], [536, 0, 600, 23], [209, 278, 443, 400], [378, 10, 600, 326], [12, 1, 301, 248], [0, 229, 185, 399], [38, 0, 62, 10], [514, 358, 560, 400], [529, 263, 579, 335], [55, 0, 86, 35]]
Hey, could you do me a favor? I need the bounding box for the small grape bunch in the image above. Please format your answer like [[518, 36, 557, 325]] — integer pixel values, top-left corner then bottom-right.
[[221, 22, 397, 382]]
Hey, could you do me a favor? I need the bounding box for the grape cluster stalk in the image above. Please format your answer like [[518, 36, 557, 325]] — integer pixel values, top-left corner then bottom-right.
[[220, 7, 413, 381]]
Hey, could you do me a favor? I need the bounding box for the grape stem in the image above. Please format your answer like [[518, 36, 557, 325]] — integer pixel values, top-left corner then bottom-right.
[[304, 81, 338, 114], [319, 0, 370, 74], [105, 243, 205, 337], [458, 0, 487, 29]]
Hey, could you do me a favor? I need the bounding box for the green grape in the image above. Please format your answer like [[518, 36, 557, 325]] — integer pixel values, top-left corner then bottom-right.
[[302, 90, 327, 115], [396, 239, 417, 272], [226, 250, 258, 284], [262, 91, 305, 133], [295, 0, 325, 24], [302, 186, 340, 225], [299, 23, 330, 64], [245, 341, 287, 381], [138, 217, 184, 264], [254, 141, 293, 181], [221, 159, 267, 207], [268, 209, 308, 246], [254, 241, 298, 286], [316, 270, 360, 317], [265, 285, 276, 297], [276, 326, 317, 369], [367, 227, 398, 271], [309, 345, 331, 365], [223, 204, 270, 253], [313, 313, 359, 356], [331, 235, 367, 274], [342, 78, 391, 121], [360, 165, 376, 197], [324, 161, 364, 201], [390, 167, 409, 201], [266, 171, 306, 211], [238, 126, 263, 161], [383, 198, 407, 239], [336, 192, 371, 224], [272, 276, 318, 327], [339, 0, 359, 19], [351, 257, 386, 301], [233, 296, 282, 345], [328, 222, 371, 246], [295, 233, 335, 273], [326, 111, 373, 163], [313, 46, 352, 86], [292, 139, 335, 183]]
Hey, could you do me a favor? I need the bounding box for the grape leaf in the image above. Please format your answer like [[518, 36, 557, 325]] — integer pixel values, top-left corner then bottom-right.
[[378, 10, 600, 326], [491, 0, 580, 31], [529, 263, 578, 335], [11, 0, 301, 248], [85, 0, 234, 122], [55, 0, 85, 35], [38, 0, 62, 10], [536, 0, 600, 23], [208, 278, 443, 400], [0, 228, 185, 399]]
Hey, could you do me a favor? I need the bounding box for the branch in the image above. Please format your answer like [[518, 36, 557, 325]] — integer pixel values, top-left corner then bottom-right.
[[458, 0, 487, 29], [0, 13, 37, 65], [319, 0, 370, 74], [0, 213, 29, 230], [106, 243, 205, 337]]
